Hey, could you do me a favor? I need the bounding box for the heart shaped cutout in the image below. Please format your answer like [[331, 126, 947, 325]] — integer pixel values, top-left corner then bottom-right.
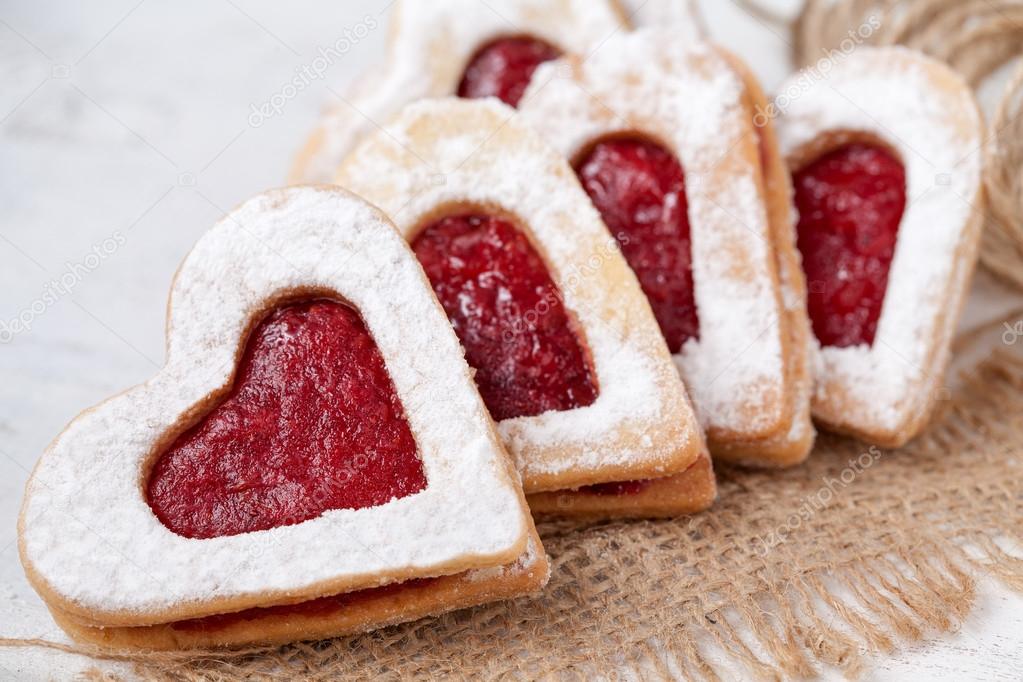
[[412, 213, 597, 421], [19, 186, 532, 625], [575, 137, 700, 353], [147, 299, 427, 539], [457, 36, 561, 107], [793, 142, 906, 348]]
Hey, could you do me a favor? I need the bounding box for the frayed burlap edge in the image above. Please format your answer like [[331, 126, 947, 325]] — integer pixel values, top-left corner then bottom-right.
[[791, 0, 1023, 292], [4, 336, 1023, 680]]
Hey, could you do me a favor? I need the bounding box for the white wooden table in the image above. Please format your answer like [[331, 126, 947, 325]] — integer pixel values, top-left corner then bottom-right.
[[1, 1, 1020, 678]]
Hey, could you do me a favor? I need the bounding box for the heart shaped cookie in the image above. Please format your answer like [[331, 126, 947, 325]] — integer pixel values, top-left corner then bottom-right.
[[337, 98, 714, 517], [147, 298, 428, 539], [518, 33, 815, 467], [19, 186, 547, 648], [776, 47, 984, 447]]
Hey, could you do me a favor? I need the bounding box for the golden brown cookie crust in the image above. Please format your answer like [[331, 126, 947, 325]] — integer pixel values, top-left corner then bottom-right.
[[527, 449, 716, 518], [50, 527, 548, 650]]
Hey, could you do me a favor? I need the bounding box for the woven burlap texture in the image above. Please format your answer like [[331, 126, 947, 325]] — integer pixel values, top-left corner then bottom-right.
[[791, 0, 1023, 291], [5, 345, 1022, 680]]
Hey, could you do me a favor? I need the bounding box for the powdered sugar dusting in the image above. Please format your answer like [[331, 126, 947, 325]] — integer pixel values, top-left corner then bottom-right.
[[337, 98, 699, 485], [617, 0, 703, 40], [465, 534, 548, 585], [519, 33, 787, 436], [294, 0, 624, 183], [20, 186, 529, 619], [776, 47, 983, 433], [498, 319, 671, 477]]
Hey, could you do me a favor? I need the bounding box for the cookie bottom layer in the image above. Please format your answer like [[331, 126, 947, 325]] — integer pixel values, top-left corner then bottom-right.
[[527, 449, 716, 518], [48, 529, 549, 651]]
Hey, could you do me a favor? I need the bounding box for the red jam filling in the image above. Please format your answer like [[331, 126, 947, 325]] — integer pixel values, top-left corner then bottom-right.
[[172, 578, 437, 632], [457, 36, 561, 107], [792, 143, 906, 347], [412, 214, 597, 421], [147, 300, 427, 539], [578, 479, 652, 496], [575, 138, 699, 353]]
